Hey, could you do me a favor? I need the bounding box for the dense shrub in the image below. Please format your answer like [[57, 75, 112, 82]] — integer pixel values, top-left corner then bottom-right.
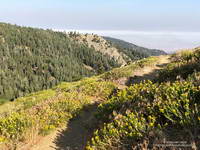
[[87, 73, 200, 149], [157, 48, 200, 82], [101, 56, 159, 81], [0, 76, 118, 149]]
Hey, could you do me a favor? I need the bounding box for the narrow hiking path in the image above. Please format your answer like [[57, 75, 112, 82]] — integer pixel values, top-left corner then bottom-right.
[[28, 104, 98, 150], [27, 55, 170, 150], [125, 55, 170, 85]]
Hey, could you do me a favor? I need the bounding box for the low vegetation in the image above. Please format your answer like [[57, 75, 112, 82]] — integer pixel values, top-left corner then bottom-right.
[[157, 48, 200, 82], [0, 55, 162, 149], [87, 75, 200, 149], [1, 46, 199, 149], [86, 48, 200, 150], [100, 56, 159, 81], [0, 76, 117, 149]]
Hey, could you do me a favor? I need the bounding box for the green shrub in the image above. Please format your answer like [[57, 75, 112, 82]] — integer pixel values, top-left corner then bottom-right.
[[0, 98, 9, 105], [0, 112, 33, 142], [88, 74, 200, 149], [157, 49, 200, 82], [86, 112, 156, 150], [100, 56, 159, 81]]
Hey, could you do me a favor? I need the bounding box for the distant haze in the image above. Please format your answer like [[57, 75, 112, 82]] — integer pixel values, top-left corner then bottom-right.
[[59, 30, 200, 53], [1, 0, 200, 53]]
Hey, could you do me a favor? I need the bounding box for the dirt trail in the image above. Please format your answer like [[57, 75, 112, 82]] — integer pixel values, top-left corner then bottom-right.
[[126, 55, 170, 85], [29, 104, 98, 150], [28, 55, 170, 150]]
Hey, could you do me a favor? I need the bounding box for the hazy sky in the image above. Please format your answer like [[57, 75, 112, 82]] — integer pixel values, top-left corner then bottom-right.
[[1, 0, 200, 52]]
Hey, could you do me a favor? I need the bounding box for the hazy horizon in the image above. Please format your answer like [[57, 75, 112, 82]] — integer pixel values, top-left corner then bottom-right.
[[57, 29, 200, 53], [1, 0, 200, 52]]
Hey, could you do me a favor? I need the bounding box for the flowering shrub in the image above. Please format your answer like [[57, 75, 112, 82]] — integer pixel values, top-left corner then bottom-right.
[[87, 73, 200, 149], [0, 75, 117, 149], [0, 112, 32, 142], [100, 56, 159, 81], [86, 112, 156, 150], [158, 48, 200, 82]]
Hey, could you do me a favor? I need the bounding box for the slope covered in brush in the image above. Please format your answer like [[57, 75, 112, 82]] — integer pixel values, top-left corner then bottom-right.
[[68, 33, 166, 65], [0, 23, 119, 100], [68, 33, 128, 65], [104, 36, 167, 61], [0, 55, 160, 149], [87, 48, 200, 150]]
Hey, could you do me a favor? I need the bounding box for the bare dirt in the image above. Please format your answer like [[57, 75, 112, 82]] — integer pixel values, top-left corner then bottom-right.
[[126, 55, 170, 85], [29, 104, 98, 150]]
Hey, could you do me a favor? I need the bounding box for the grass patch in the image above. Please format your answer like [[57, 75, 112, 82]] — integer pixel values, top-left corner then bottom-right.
[[100, 56, 159, 81], [0, 98, 9, 105]]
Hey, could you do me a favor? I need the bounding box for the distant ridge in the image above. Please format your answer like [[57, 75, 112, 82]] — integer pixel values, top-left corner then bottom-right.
[[68, 32, 166, 65], [104, 36, 167, 57]]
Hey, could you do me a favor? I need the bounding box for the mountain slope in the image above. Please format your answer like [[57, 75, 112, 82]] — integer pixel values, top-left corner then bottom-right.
[[0, 48, 199, 149], [29, 56, 170, 150], [0, 23, 119, 100], [0, 55, 166, 150], [68, 33, 166, 64], [0, 23, 166, 101], [104, 36, 167, 60], [68, 33, 128, 65]]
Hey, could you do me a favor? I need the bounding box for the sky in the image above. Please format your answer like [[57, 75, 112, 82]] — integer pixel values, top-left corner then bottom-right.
[[1, 0, 200, 52]]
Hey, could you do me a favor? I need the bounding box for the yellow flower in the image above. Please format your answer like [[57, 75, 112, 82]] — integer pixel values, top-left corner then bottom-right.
[[149, 122, 154, 127], [172, 109, 176, 113], [85, 146, 94, 150], [148, 116, 152, 120], [0, 137, 6, 142], [198, 117, 200, 121], [160, 109, 164, 113]]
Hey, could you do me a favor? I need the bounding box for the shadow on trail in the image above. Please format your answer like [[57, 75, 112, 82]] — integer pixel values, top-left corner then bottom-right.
[[126, 63, 169, 86], [156, 61, 200, 83], [53, 103, 99, 150]]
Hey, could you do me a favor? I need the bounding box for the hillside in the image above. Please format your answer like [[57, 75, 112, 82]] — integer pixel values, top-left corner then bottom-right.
[[68, 32, 166, 64], [104, 36, 167, 59], [0, 54, 165, 150], [1, 47, 199, 149], [87, 48, 200, 150], [0, 23, 166, 102], [68, 33, 128, 65], [0, 23, 119, 101]]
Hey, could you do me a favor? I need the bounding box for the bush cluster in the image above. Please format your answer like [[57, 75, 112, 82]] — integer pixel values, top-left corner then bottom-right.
[[86, 48, 200, 149], [0, 77, 117, 149], [87, 73, 200, 149]]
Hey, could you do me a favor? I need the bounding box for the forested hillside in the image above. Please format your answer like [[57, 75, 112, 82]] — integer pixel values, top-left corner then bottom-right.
[[104, 36, 167, 61], [0, 23, 119, 100], [0, 23, 166, 101], [68, 33, 166, 64]]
